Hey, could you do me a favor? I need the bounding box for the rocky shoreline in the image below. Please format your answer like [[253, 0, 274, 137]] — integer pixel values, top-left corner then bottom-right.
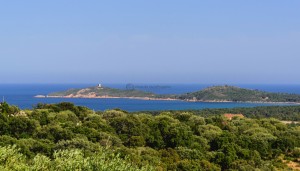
[[35, 95, 179, 101]]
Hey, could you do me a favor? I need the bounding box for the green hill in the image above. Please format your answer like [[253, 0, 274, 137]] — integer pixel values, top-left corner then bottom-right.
[[178, 85, 300, 103]]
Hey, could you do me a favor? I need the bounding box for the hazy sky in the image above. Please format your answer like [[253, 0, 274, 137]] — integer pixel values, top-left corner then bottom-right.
[[1, 1, 299, 84]]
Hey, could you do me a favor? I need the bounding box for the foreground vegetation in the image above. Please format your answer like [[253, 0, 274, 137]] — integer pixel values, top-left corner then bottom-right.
[[0, 102, 299, 170]]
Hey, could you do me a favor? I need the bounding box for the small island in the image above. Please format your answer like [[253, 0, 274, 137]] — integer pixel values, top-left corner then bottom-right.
[[46, 85, 176, 100], [41, 85, 300, 104]]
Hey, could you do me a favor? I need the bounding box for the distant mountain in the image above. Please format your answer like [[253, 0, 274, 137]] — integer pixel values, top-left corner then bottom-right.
[[178, 85, 300, 103]]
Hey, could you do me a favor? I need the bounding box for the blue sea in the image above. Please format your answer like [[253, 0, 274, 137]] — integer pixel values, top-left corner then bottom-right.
[[0, 84, 300, 112]]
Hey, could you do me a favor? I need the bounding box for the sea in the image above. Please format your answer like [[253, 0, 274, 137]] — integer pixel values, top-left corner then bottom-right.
[[0, 84, 300, 112]]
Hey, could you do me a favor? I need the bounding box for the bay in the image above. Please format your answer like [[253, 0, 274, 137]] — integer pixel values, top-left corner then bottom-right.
[[0, 84, 299, 112]]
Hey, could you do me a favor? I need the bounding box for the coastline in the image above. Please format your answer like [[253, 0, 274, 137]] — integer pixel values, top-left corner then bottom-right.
[[185, 99, 300, 105], [34, 95, 300, 105]]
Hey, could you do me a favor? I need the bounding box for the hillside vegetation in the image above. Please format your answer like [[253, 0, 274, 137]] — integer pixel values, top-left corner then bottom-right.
[[0, 102, 299, 170], [178, 85, 300, 102]]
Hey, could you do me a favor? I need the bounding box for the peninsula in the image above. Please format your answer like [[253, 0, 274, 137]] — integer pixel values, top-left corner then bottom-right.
[[39, 85, 300, 104]]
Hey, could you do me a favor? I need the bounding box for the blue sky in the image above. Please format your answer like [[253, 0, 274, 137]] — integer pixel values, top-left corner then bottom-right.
[[0, 1, 299, 84]]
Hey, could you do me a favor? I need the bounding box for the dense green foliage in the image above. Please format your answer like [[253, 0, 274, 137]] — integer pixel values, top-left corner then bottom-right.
[[0, 145, 153, 171], [178, 85, 300, 102], [0, 102, 300, 170]]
